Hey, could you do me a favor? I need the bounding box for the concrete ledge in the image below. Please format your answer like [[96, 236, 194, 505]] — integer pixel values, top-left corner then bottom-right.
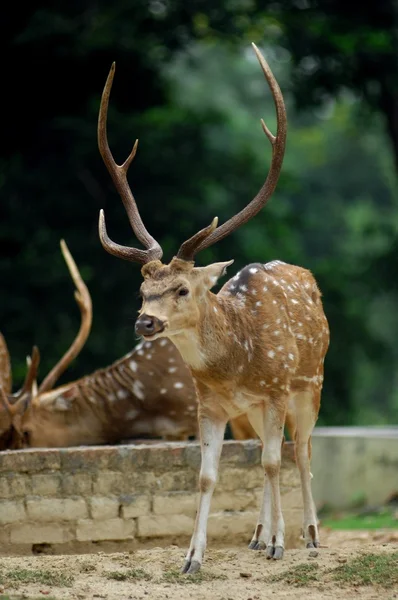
[[0, 440, 302, 554], [311, 427, 398, 509]]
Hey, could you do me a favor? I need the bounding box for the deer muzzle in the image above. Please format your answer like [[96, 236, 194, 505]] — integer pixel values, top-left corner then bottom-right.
[[135, 314, 166, 338]]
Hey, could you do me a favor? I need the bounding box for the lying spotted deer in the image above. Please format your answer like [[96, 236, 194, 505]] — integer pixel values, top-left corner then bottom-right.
[[97, 43, 330, 571], [0, 243, 199, 448]]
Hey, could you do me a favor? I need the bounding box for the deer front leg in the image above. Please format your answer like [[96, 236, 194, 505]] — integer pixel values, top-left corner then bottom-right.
[[182, 414, 226, 574]]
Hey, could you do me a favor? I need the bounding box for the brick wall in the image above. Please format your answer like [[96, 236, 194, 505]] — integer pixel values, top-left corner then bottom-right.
[[0, 440, 302, 554]]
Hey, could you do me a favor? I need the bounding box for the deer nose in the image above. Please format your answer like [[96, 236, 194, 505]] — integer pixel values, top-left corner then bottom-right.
[[135, 314, 165, 337]]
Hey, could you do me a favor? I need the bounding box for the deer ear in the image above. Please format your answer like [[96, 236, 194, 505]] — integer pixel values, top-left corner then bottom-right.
[[193, 260, 234, 290]]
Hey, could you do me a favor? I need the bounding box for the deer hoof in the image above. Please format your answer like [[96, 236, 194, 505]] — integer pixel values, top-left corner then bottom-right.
[[186, 560, 201, 574], [306, 541, 320, 549], [266, 544, 284, 559]]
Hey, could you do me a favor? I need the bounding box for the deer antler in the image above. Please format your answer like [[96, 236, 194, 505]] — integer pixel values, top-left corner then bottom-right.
[[176, 43, 287, 262], [12, 346, 40, 400], [38, 240, 93, 393], [97, 63, 163, 265]]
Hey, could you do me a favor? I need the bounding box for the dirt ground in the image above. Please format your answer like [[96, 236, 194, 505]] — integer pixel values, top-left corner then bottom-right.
[[0, 529, 397, 600]]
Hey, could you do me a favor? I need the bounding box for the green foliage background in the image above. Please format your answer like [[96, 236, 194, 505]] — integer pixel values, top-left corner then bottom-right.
[[1, 1, 398, 425]]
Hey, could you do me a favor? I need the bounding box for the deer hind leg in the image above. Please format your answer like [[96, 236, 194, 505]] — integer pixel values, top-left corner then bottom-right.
[[247, 403, 286, 559], [292, 389, 320, 548], [182, 413, 227, 574]]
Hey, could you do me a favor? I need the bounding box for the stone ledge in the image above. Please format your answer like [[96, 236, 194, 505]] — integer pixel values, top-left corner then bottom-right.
[[0, 440, 302, 553], [0, 440, 295, 475]]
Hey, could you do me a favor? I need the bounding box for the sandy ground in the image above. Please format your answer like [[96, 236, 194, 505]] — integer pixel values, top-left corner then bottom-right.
[[0, 529, 397, 600]]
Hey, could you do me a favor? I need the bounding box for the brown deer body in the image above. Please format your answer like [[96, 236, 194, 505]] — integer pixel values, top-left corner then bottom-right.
[[18, 337, 198, 447], [0, 242, 199, 448], [97, 42, 330, 572]]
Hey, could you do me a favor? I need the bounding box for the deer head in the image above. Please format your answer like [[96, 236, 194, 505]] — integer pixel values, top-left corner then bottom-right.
[[97, 43, 286, 353], [1, 240, 92, 446]]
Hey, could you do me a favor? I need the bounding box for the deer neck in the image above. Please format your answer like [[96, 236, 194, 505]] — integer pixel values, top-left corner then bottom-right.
[[169, 292, 237, 373]]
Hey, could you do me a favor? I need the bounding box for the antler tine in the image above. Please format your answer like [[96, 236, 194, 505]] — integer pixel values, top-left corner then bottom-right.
[[177, 43, 287, 262], [176, 217, 219, 262], [98, 63, 163, 265], [38, 240, 93, 393], [13, 346, 40, 400]]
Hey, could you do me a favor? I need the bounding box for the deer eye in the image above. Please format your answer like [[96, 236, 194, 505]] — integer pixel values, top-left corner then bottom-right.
[[178, 288, 189, 297]]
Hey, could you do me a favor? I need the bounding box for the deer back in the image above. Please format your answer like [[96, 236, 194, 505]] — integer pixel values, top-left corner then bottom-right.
[[20, 338, 199, 447]]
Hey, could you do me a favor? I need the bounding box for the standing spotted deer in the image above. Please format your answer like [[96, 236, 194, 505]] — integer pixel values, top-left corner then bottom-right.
[[97, 43, 330, 571], [0, 243, 199, 448]]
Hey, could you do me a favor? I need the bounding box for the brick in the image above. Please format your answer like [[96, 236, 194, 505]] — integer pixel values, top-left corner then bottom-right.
[[137, 515, 194, 538], [155, 470, 197, 492], [125, 471, 159, 492], [120, 495, 150, 518], [0, 449, 60, 473], [212, 491, 256, 512], [280, 465, 301, 488], [219, 467, 264, 491], [140, 443, 186, 470], [26, 498, 88, 521], [220, 440, 262, 466], [90, 497, 119, 520], [61, 473, 93, 495], [153, 492, 197, 516], [207, 510, 258, 538], [0, 474, 31, 499], [60, 446, 131, 473], [0, 500, 25, 524], [183, 444, 201, 469], [284, 508, 303, 529], [76, 518, 135, 542], [280, 487, 303, 511], [93, 472, 125, 495], [10, 523, 72, 544], [30, 474, 61, 496]]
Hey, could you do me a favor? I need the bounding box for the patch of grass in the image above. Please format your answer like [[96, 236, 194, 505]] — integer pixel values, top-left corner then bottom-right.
[[269, 563, 320, 586], [331, 552, 398, 588], [0, 568, 73, 588], [104, 568, 152, 581], [162, 569, 227, 584], [79, 561, 96, 573], [323, 507, 397, 530]]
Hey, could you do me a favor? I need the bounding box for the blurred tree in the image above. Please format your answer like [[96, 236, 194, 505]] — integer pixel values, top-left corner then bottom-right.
[[1, 1, 397, 426], [266, 0, 398, 171]]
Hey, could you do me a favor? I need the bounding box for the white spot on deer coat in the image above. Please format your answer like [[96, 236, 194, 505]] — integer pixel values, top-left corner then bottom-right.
[[126, 408, 139, 419], [133, 380, 145, 400], [117, 389, 128, 400], [268, 350, 275, 359], [174, 382, 184, 389], [129, 360, 138, 372], [54, 396, 70, 411]]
